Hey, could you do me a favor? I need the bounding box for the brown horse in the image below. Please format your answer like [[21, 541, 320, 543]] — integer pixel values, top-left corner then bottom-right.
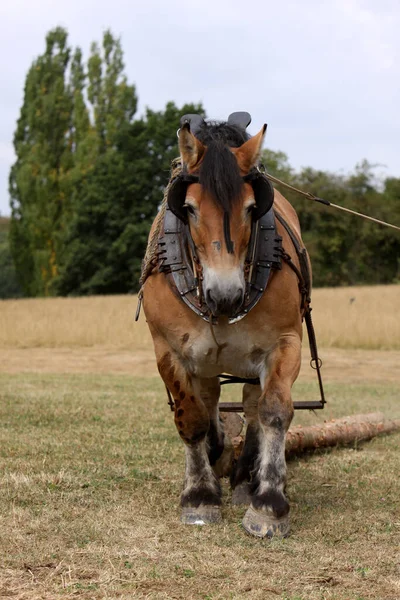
[[142, 115, 310, 538]]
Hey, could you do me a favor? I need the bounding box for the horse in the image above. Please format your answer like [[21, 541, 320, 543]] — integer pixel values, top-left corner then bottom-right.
[[141, 113, 311, 538]]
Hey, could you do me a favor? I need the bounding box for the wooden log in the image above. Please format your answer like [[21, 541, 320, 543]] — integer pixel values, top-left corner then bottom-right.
[[285, 412, 400, 456], [220, 413, 245, 458], [227, 412, 400, 459], [220, 412, 244, 438]]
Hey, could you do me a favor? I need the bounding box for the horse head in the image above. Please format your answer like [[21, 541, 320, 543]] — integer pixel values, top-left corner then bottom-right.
[[168, 118, 274, 317]]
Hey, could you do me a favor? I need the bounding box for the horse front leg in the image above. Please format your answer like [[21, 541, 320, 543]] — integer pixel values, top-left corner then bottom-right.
[[155, 342, 222, 525], [242, 335, 301, 538], [194, 377, 234, 478], [230, 382, 261, 505]]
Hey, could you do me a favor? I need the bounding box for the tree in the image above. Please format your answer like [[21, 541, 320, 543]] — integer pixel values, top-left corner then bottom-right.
[[54, 102, 205, 295], [9, 26, 399, 295], [9, 27, 73, 296], [261, 148, 293, 182], [260, 155, 400, 287], [87, 30, 137, 153], [9, 28, 140, 297], [0, 218, 22, 299]]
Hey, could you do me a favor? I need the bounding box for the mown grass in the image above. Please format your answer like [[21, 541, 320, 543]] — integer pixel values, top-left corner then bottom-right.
[[1, 374, 399, 599], [0, 285, 399, 350]]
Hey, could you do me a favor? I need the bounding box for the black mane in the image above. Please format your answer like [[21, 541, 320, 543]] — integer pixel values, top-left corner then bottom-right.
[[195, 121, 249, 148], [195, 122, 249, 214]]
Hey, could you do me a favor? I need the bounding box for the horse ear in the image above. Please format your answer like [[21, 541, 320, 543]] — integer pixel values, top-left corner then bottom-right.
[[233, 124, 267, 173], [178, 123, 205, 170]]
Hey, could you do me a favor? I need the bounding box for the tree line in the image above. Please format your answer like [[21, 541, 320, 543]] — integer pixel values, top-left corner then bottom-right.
[[3, 27, 399, 299]]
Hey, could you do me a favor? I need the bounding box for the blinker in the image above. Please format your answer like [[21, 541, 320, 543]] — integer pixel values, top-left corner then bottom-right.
[[245, 173, 275, 221], [167, 176, 191, 223]]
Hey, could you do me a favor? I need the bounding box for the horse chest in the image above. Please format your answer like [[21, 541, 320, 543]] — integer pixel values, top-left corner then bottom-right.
[[182, 326, 273, 379]]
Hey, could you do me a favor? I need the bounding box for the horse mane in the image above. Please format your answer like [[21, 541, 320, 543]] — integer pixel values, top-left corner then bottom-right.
[[195, 122, 249, 214]]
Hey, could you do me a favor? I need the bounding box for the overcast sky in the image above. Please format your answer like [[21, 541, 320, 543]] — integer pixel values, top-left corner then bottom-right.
[[1, 0, 399, 216]]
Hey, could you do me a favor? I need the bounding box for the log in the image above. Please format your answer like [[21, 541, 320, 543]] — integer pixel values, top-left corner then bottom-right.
[[226, 412, 400, 459], [220, 412, 244, 438], [285, 412, 400, 456], [220, 413, 245, 458]]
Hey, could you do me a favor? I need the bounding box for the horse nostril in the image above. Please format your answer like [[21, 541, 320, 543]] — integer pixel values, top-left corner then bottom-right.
[[206, 288, 217, 310], [232, 288, 244, 311], [234, 288, 243, 303], [205, 287, 244, 315]]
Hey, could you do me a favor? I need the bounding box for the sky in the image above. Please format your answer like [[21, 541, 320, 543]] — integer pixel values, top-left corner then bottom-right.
[[1, 0, 399, 216]]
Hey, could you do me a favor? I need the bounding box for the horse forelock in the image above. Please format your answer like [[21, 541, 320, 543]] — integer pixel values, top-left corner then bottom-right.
[[195, 122, 250, 214], [198, 142, 243, 214]]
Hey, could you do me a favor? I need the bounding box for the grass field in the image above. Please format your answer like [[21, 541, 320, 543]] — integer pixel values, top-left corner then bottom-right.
[[0, 374, 399, 600], [0, 287, 399, 599], [0, 285, 399, 350]]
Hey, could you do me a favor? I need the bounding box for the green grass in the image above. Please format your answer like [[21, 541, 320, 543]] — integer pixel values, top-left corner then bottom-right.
[[0, 374, 399, 599]]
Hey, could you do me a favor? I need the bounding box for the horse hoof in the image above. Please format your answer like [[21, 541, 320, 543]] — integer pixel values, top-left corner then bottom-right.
[[231, 483, 251, 506], [181, 506, 222, 526], [242, 505, 290, 539]]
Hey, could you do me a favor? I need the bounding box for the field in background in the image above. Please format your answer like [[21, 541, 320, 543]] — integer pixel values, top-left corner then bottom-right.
[[0, 285, 399, 350]]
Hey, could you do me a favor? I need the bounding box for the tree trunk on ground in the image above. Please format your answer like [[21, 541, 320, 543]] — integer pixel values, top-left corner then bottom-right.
[[285, 412, 400, 456], [222, 412, 400, 459]]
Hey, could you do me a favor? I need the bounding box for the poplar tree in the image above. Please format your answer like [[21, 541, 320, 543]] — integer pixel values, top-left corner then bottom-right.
[[54, 30, 140, 294], [0, 218, 22, 298], [9, 27, 73, 295], [60, 48, 92, 219], [87, 30, 137, 151]]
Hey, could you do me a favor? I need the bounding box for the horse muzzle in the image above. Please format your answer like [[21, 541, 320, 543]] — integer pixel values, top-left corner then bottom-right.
[[205, 285, 244, 317]]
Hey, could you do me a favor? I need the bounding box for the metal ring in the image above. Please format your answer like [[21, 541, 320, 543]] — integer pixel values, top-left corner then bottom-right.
[[310, 357, 322, 370]]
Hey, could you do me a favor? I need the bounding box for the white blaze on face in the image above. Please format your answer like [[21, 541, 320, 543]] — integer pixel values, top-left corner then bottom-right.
[[186, 191, 255, 314]]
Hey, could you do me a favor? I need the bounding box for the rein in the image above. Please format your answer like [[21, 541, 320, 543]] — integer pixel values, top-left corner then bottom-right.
[[265, 172, 400, 232]]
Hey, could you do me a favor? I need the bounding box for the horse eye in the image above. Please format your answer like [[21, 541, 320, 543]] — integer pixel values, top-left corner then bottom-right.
[[185, 204, 195, 216], [246, 204, 255, 214]]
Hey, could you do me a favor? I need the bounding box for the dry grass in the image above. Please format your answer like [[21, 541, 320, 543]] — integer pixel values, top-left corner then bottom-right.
[[0, 373, 399, 600], [0, 295, 150, 350], [311, 285, 400, 350], [0, 285, 399, 350]]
